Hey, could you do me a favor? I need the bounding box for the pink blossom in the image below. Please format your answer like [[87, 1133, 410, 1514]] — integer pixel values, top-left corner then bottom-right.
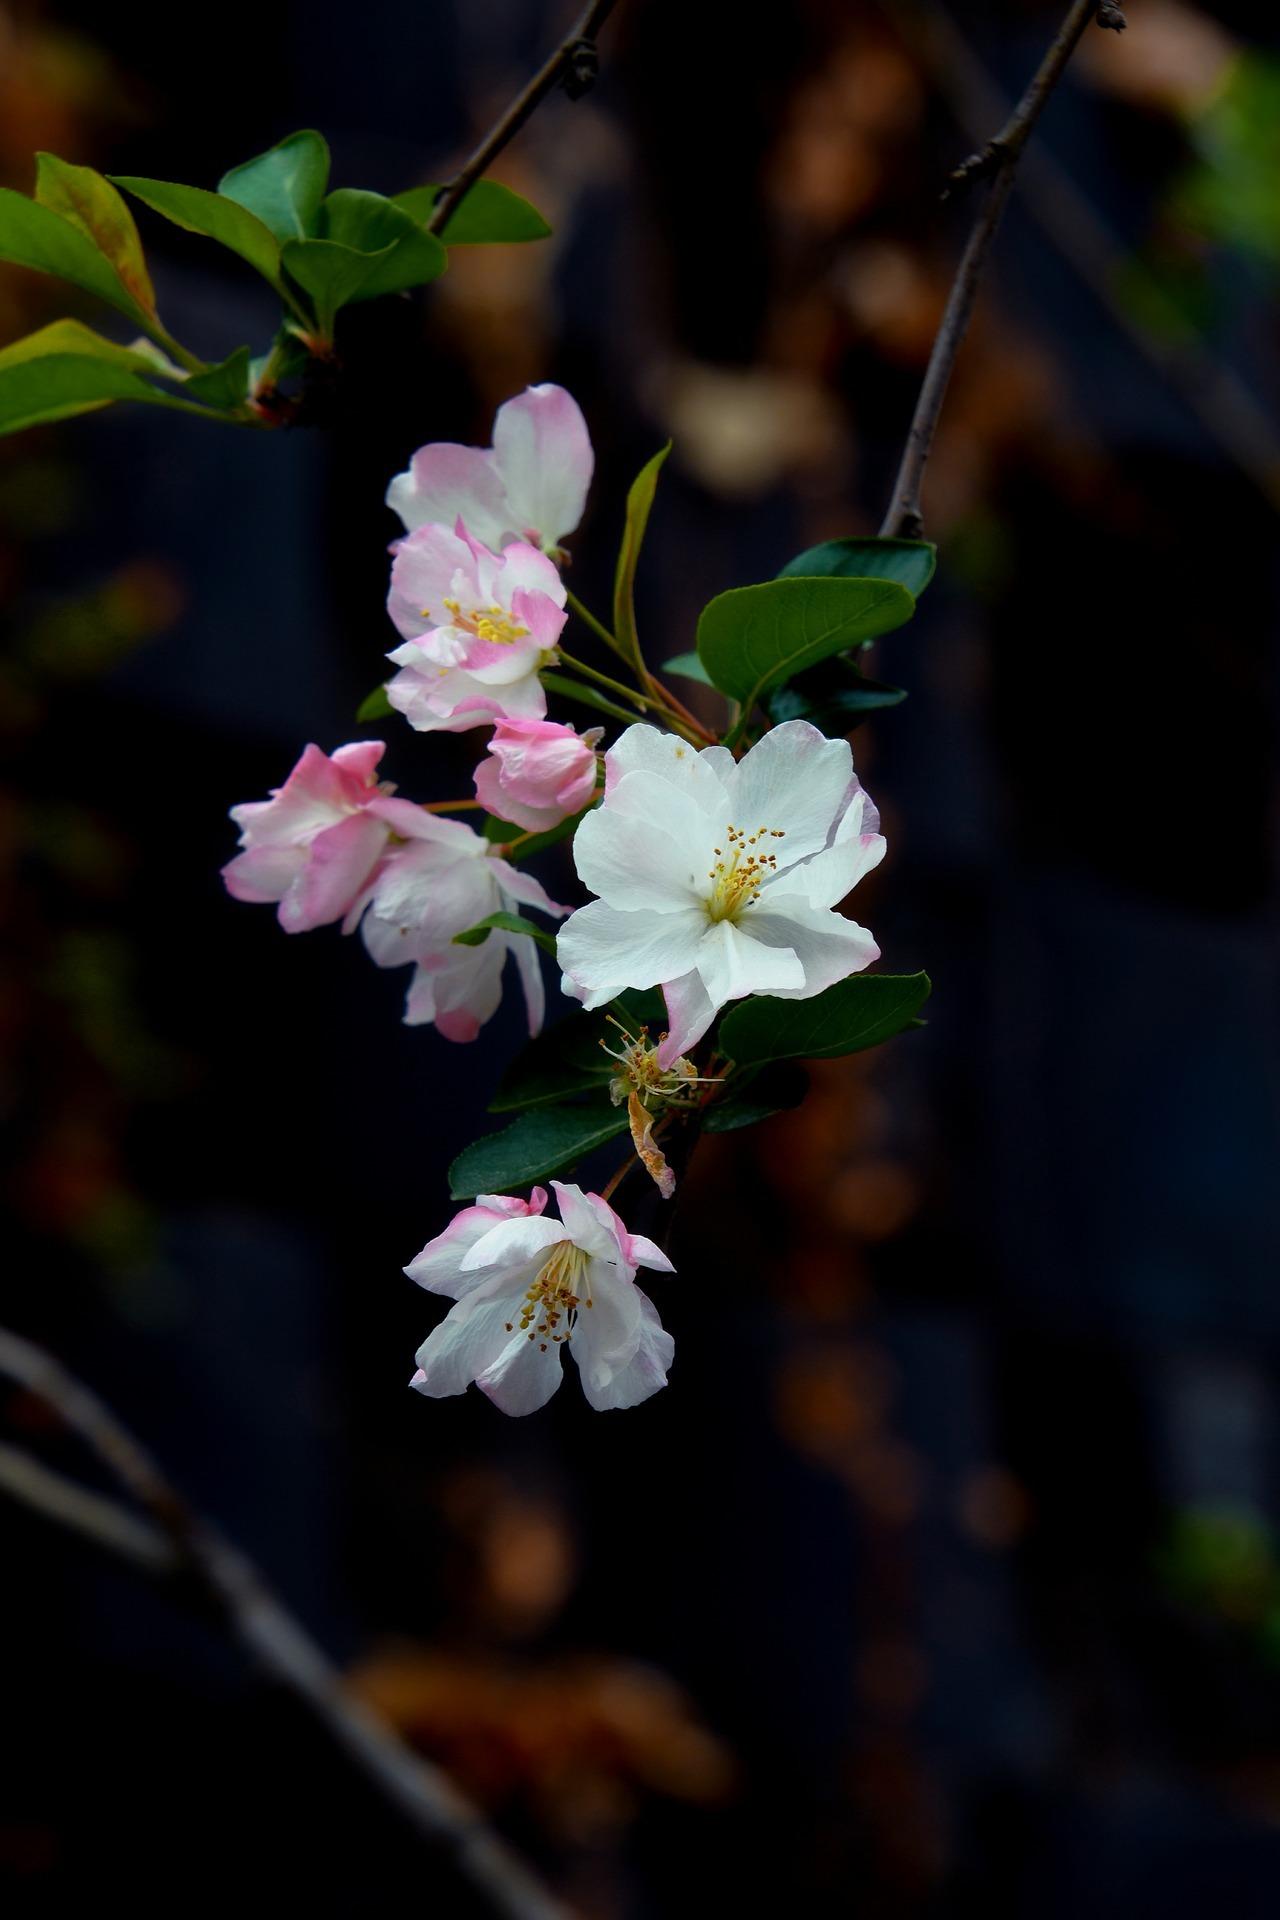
[[355, 799, 566, 1041], [406, 1181, 675, 1415], [473, 718, 602, 833], [222, 741, 392, 934], [386, 384, 593, 556], [386, 523, 566, 734]]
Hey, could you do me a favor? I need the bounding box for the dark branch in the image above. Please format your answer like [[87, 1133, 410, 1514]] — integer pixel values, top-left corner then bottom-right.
[[0, 1327, 571, 1920], [427, 0, 622, 238], [879, 0, 1110, 540]]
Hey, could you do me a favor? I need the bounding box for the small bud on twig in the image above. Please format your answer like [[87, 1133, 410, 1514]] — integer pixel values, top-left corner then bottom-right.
[[562, 36, 600, 100], [1096, 3, 1127, 29]]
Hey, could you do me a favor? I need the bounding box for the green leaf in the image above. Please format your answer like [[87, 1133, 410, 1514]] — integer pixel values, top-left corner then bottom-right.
[[111, 175, 284, 290], [393, 180, 551, 244], [452, 910, 558, 955], [0, 328, 221, 436], [315, 190, 447, 301], [35, 153, 157, 321], [779, 536, 936, 597], [218, 130, 330, 242], [0, 187, 156, 329], [356, 684, 393, 722], [767, 662, 908, 730], [703, 1061, 809, 1132], [718, 972, 931, 1068], [613, 443, 669, 677], [449, 1104, 629, 1200], [182, 344, 251, 410], [490, 1016, 617, 1114], [696, 577, 915, 720], [662, 651, 713, 686]]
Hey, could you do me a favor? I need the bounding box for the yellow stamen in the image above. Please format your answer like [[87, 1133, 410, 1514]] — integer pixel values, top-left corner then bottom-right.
[[517, 1240, 590, 1343], [704, 822, 784, 923]]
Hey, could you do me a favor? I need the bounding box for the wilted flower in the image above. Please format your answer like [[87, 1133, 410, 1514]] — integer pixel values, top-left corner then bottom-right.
[[474, 717, 602, 832], [222, 740, 392, 933], [557, 721, 885, 1062], [358, 801, 564, 1040], [386, 522, 566, 734], [407, 1182, 674, 1415], [386, 383, 593, 556]]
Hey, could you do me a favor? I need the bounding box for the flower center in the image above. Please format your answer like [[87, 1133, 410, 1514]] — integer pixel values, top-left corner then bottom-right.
[[440, 596, 529, 646], [504, 1240, 591, 1350], [704, 822, 785, 923]]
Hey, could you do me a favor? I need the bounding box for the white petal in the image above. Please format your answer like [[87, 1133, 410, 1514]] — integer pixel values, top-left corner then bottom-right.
[[604, 726, 729, 813], [509, 928, 546, 1036], [476, 1329, 565, 1415], [572, 797, 707, 913], [460, 1215, 566, 1272], [572, 1263, 643, 1381], [763, 827, 886, 912], [414, 1279, 523, 1397], [694, 918, 806, 1005], [406, 1202, 530, 1297], [548, 1181, 622, 1263], [556, 900, 709, 1006], [723, 721, 852, 868], [737, 901, 879, 998], [574, 1287, 673, 1411], [492, 384, 593, 547]]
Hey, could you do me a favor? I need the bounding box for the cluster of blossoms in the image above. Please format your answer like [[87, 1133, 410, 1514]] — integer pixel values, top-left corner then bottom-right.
[[223, 385, 887, 1415]]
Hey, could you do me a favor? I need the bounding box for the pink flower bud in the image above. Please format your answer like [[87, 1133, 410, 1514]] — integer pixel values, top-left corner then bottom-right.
[[473, 718, 602, 833]]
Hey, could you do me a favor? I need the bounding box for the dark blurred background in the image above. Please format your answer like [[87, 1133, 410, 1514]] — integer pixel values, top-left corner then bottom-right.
[[3, 0, 1279, 1911]]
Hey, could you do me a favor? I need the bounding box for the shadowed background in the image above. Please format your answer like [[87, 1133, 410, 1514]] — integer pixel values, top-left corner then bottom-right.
[[2, 0, 1279, 1912]]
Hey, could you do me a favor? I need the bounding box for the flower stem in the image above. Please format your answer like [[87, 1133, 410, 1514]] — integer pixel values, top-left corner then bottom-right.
[[554, 647, 648, 710], [421, 798, 483, 813], [565, 589, 630, 664]]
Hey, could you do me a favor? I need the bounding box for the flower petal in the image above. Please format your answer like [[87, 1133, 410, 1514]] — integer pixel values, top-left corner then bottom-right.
[[556, 900, 709, 1007], [723, 721, 853, 868], [279, 811, 389, 933], [572, 775, 714, 911], [413, 1278, 523, 1396], [694, 917, 806, 1005], [603, 726, 729, 814], [492, 384, 593, 547], [733, 900, 880, 998], [475, 1328, 565, 1415], [574, 1287, 673, 1411], [658, 969, 716, 1064], [386, 443, 508, 547], [406, 1195, 543, 1298]]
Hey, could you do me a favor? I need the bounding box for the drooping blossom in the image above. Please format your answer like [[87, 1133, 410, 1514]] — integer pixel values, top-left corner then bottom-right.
[[357, 800, 565, 1041], [557, 721, 885, 1064], [386, 522, 566, 734], [386, 384, 593, 556], [222, 740, 392, 933], [406, 1182, 674, 1415], [473, 717, 602, 832]]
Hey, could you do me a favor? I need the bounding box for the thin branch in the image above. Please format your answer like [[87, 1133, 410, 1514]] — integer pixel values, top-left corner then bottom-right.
[[427, 0, 622, 237], [879, 0, 1110, 539], [0, 1327, 571, 1920], [879, 0, 1280, 516]]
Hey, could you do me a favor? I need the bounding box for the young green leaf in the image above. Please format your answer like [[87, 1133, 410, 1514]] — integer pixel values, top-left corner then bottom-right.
[[0, 334, 223, 437], [281, 236, 400, 333], [613, 443, 670, 678], [182, 345, 252, 410], [717, 972, 931, 1068], [111, 176, 284, 290], [35, 154, 156, 321], [449, 1104, 629, 1200], [315, 190, 447, 301], [662, 651, 714, 685], [778, 536, 936, 597], [0, 188, 156, 329], [392, 180, 551, 244], [452, 911, 558, 956], [696, 576, 914, 719], [219, 130, 330, 241], [356, 684, 393, 722]]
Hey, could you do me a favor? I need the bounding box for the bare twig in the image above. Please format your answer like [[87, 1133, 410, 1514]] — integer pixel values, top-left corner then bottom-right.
[[879, 0, 1280, 516], [0, 1326, 571, 1920], [879, 0, 1108, 539], [427, 0, 622, 237]]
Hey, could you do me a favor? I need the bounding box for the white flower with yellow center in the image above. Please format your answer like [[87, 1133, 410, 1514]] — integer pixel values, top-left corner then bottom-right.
[[556, 721, 886, 1063], [407, 1182, 675, 1416]]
